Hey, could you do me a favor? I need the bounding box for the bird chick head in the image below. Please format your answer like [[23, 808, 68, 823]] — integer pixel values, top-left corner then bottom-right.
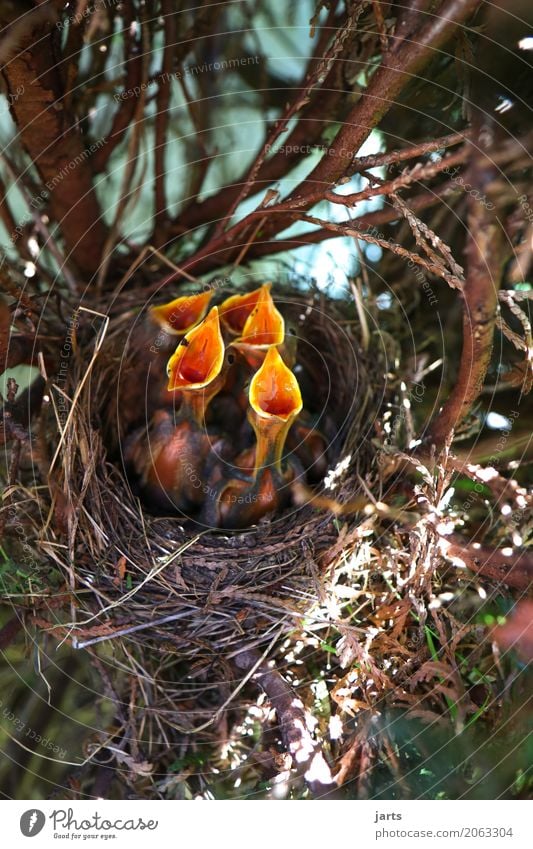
[[150, 290, 213, 335], [249, 345, 302, 422], [219, 282, 272, 336], [166, 306, 225, 392], [234, 284, 284, 349]]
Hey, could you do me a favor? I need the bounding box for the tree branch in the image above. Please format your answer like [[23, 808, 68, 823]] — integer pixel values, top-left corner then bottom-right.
[[427, 161, 505, 447], [234, 649, 336, 797], [169, 0, 481, 272], [92, 4, 143, 173], [438, 534, 533, 591], [287, 0, 482, 202], [1, 4, 107, 276], [158, 184, 451, 279], [325, 145, 467, 207], [153, 1, 176, 241], [172, 2, 348, 232]]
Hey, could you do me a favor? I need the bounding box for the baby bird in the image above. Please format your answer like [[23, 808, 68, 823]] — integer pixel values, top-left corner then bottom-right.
[[126, 306, 228, 513], [149, 290, 213, 337], [166, 304, 226, 419], [214, 283, 283, 421], [231, 284, 299, 372], [208, 346, 303, 529], [231, 284, 285, 370], [148, 289, 216, 411], [218, 283, 270, 337], [118, 290, 215, 435]]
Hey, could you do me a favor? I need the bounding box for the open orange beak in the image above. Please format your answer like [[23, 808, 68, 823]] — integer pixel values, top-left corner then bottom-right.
[[238, 284, 284, 347], [248, 346, 302, 472], [232, 285, 285, 368], [150, 290, 212, 335], [218, 283, 271, 336], [166, 306, 225, 422], [212, 348, 302, 529], [167, 306, 224, 392], [250, 345, 302, 420]]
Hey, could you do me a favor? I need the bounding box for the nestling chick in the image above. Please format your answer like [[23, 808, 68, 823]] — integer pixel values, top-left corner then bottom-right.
[[207, 346, 303, 528], [231, 284, 286, 370], [118, 290, 215, 433], [126, 306, 228, 513]]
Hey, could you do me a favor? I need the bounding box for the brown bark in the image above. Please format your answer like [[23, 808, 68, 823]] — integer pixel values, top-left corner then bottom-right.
[[439, 534, 533, 591], [1, 7, 107, 276], [164, 0, 482, 278], [234, 649, 336, 797], [284, 0, 482, 203], [427, 166, 505, 448]]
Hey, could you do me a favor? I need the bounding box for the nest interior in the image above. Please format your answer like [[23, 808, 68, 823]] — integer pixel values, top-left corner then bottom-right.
[[37, 283, 382, 669]]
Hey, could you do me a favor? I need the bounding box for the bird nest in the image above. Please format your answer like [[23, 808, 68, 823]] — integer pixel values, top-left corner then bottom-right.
[[35, 282, 382, 663], [6, 277, 398, 794]]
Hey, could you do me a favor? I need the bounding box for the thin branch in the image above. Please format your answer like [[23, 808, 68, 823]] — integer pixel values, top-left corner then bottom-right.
[[169, 0, 481, 271], [160, 183, 453, 279], [242, 184, 453, 259], [171, 71, 212, 227], [0, 265, 40, 320], [153, 1, 176, 240], [0, 5, 107, 276], [288, 0, 482, 202], [92, 4, 143, 173], [325, 146, 467, 207], [371, 0, 390, 53], [389, 191, 464, 283], [350, 130, 468, 173], [2, 153, 81, 294], [169, 169, 464, 282], [172, 3, 348, 232], [234, 649, 336, 797], [427, 151, 505, 448], [438, 534, 533, 591], [295, 211, 464, 289], [209, 1, 368, 240], [95, 12, 150, 292]]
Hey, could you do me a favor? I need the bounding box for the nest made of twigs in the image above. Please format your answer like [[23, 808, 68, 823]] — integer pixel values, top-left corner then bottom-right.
[[34, 281, 384, 666]]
